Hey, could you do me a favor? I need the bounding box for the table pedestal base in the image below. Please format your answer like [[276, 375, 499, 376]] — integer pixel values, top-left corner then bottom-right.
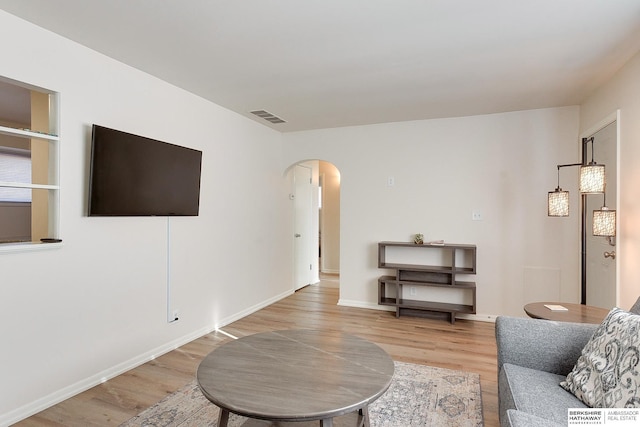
[[216, 405, 371, 427]]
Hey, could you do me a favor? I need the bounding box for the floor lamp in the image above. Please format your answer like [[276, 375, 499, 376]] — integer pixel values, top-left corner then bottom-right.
[[547, 137, 616, 304]]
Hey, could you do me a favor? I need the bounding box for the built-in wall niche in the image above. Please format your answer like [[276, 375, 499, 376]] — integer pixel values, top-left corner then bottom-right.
[[0, 77, 59, 248]]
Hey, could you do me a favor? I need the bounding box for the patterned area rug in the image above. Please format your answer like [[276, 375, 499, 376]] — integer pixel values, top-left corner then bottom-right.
[[121, 361, 483, 427]]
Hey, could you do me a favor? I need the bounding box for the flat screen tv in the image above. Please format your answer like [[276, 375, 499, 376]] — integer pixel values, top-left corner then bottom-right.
[[88, 124, 202, 216]]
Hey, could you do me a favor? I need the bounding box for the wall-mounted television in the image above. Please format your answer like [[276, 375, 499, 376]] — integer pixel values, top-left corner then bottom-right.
[[88, 124, 202, 216]]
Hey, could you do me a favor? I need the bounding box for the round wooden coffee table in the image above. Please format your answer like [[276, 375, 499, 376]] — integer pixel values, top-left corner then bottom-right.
[[197, 329, 394, 427], [524, 302, 609, 324]]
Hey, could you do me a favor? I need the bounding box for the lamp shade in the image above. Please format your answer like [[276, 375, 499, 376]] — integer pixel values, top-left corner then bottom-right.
[[579, 164, 605, 193], [593, 207, 616, 237], [548, 188, 569, 216]]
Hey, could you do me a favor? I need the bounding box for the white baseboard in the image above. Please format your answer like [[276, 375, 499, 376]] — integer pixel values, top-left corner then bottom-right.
[[457, 313, 497, 323], [1, 288, 294, 427], [216, 289, 294, 329], [1, 325, 212, 427]]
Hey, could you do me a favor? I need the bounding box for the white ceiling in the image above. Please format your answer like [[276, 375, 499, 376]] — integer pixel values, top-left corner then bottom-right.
[[2, 0, 640, 132]]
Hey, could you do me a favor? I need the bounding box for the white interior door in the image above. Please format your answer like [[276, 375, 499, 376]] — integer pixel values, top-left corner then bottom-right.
[[294, 165, 312, 290], [586, 121, 617, 309]]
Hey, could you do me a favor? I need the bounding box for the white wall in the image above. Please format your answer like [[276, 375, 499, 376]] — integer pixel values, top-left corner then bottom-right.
[[283, 107, 582, 318], [580, 50, 640, 310], [0, 11, 292, 425]]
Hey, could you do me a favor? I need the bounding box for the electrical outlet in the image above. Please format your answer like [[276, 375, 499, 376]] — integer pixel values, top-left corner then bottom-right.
[[387, 176, 395, 186], [472, 210, 483, 221], [410, 287, 417, 296]]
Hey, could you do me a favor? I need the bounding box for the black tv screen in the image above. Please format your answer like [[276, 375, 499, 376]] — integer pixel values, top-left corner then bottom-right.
[[88, 125, 202, 216]]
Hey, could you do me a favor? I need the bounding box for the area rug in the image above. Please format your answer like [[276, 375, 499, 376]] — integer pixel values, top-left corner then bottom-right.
[[121, 361, 483, 427]]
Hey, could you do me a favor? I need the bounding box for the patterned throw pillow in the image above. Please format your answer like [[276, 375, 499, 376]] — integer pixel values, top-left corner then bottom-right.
[[560, 307, 640, 408]]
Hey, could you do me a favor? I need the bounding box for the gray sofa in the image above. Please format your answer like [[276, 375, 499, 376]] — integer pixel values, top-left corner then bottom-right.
[[495, 299, 640, 427]]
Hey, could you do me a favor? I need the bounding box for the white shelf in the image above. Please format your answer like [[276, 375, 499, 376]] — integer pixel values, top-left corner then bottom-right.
[[0, 241, 63, 254], [0, 125, 59, 141], [0, 80, 60, 252], [0, 181, 59, 190]]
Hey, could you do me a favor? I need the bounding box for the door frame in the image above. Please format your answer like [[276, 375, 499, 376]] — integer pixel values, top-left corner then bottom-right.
[[579, 110, 620, 306]]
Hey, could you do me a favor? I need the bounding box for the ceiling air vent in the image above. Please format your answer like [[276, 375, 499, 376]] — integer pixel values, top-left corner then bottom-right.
[[250, 110, 286, 124]]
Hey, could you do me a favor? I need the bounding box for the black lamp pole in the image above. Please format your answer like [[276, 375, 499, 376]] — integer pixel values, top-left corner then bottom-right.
[[580, 137, 590, 305], [551, 137, 596, 305]]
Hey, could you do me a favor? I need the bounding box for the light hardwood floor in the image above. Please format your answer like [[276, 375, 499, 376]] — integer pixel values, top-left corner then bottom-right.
[[15, 275, 499, 427]]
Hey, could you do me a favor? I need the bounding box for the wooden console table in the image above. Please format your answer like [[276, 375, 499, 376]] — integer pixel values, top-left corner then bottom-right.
[[524, 302, 609, 324], [377, 241, 476, 323]]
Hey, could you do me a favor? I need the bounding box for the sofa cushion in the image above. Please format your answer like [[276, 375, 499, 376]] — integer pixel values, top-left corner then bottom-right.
[[500, 363, 585, 426], [505, 409, 564, 427], [560, 307, 640, 408], [496, 316, 598, 376]]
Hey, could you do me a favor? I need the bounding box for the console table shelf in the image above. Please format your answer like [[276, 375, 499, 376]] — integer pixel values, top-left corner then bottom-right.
[[378, 241, 477, 324]]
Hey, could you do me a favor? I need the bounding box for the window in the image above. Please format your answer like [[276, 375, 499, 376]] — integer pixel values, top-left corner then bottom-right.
[[0, 148, 32, 202], [0, 77, 59, 248]]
